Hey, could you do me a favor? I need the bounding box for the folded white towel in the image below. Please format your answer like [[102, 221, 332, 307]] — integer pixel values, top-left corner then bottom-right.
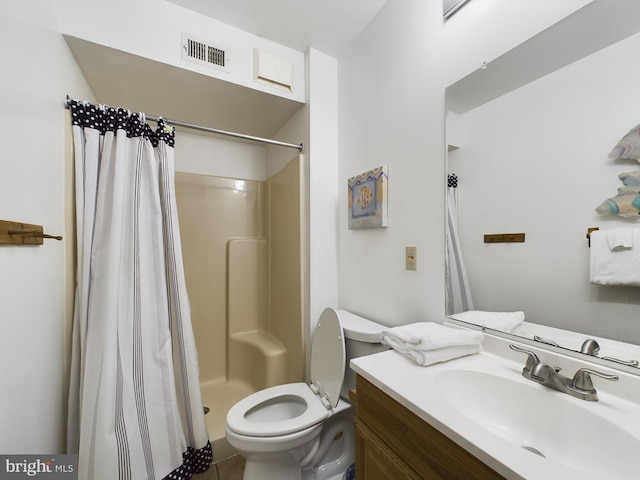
[[606, 228, 634, 250], [590, 229, 640, 286], [449, 310, 525, 332], [381, 322, 484, 351], [386, 342, 482, 366]]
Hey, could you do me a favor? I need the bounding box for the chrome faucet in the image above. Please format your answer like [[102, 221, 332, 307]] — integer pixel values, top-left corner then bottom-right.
[[510, 344, 619, 401]]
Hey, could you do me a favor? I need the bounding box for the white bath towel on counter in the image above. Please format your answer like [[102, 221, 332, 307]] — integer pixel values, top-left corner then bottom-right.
[[381, 322, 483, 366], [449, 310, 525, 333], [590, 229, 640, 286], [381, 322, 484, 350], [403, 344, 483, 367]]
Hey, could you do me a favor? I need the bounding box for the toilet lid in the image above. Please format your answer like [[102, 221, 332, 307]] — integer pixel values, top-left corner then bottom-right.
[[310, 308, 346, 409]]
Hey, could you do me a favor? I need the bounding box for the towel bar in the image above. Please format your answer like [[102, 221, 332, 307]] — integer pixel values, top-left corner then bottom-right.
[[484, 233, 525, 243], [0, 219, 62, 245], [586, 227, 599, 247]]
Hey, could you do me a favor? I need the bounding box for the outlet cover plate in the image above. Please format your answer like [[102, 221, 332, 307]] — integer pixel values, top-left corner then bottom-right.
[[405, 245, 417, 271]]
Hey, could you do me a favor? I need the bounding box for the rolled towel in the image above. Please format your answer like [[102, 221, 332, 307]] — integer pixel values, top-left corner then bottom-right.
[[381, 322, 484, 351], [449, 310, 525, 332]]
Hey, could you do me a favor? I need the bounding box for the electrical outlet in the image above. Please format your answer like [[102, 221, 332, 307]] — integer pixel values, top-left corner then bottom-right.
[[405, 245, 417, 271]]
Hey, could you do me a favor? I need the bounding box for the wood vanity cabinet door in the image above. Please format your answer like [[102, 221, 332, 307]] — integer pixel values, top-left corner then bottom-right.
[[354, 375, 505, 480], [355, 419, 423, 480]]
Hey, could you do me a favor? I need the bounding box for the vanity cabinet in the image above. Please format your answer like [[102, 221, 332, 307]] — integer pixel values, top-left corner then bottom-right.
[[353, 374, 505, 479]]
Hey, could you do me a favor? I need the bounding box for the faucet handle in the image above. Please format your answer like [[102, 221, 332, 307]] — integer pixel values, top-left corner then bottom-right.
[[580, 339, 600, 356], [601, 356, 640, 367], [509, 344, 541, 373], [572, 368, 619, 391]]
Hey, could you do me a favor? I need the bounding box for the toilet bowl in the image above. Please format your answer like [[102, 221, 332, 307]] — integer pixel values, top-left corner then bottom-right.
[[225, 308, 388, 480]]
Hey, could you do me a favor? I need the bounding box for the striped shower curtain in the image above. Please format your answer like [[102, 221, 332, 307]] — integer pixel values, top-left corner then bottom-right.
[[66, 99, 211, 479], [445, 174, 474, 315]]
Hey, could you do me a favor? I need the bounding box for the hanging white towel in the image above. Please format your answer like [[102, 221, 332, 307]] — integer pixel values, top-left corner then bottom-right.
[[590, 229, 640, 286], [606, 227, 634, 250], [449, 310, 525, 332]]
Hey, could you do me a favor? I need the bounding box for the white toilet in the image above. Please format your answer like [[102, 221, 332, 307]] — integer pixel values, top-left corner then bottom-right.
[[225, 307, 388, 480]]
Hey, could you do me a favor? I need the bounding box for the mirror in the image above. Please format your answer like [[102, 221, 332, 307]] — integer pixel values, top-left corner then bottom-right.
[[445, 0, 640, 374]]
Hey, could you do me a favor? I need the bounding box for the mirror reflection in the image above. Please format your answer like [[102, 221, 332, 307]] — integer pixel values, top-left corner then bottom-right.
[[445, 0, 640, 373]]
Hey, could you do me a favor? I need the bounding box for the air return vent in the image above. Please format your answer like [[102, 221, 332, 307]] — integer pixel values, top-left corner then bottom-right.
[[181, 33, 229, 71], [253, 49, 293, 91]]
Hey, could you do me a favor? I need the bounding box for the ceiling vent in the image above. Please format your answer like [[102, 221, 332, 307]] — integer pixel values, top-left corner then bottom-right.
[[181, 33, 229, 71]]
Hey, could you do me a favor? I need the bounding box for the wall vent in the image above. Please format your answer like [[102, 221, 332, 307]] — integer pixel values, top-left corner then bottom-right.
[[253, 49, 293, 91], [181, 33, 229, 71]]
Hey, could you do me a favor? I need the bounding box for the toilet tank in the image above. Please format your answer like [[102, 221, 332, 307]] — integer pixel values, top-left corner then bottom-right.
[[336, 310, 389, 399]]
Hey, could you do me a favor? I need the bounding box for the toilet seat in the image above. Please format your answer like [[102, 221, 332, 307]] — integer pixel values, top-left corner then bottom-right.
[[226, 382, 330, 437], [226, 308, 347, 438]]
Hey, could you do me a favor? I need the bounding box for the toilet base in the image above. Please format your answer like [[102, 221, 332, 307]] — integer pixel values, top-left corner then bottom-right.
[[230, 407, 355, 480], [301, 410, 354, 480]]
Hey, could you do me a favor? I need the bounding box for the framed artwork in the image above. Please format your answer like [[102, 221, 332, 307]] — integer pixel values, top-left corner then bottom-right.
[[348, 166, 388, 229]]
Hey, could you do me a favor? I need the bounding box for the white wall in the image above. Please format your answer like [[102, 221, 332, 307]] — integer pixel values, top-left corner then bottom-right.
[[175, 131, 267, 180], [307, 49, 340, 333], [449, 30, 640, 344], [337, 0, 591, 327], [0, 1, 93, 453]]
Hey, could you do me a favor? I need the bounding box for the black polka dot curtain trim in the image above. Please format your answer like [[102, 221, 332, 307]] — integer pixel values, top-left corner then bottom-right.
[[163, 441, 213, 480], [68, 98, 175, 148], [447, 173, 458, 188]]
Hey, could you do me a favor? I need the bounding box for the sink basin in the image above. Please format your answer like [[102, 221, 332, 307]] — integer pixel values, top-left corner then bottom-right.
[[437, 369, 640, 479]]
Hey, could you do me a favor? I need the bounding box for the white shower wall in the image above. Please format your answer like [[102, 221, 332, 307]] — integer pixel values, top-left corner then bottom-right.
[[174, 132, 304, 459]]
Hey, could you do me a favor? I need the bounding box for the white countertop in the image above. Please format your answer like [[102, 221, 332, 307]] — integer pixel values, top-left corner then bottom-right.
[[350, 335, 640, 480]]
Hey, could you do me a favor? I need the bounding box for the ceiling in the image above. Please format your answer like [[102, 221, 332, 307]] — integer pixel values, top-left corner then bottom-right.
[[166, 0, 388, 58]]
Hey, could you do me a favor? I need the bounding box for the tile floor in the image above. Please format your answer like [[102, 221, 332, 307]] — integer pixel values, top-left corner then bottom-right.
[[196, 454, 245, 480]]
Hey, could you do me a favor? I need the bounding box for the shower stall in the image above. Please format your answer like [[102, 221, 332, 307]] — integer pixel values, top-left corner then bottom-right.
[[61, 23, 308, 470], [175, 153, 305, 460]]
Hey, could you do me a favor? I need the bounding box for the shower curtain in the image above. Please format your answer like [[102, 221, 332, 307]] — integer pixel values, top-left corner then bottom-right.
[[445, 174, 474, 315], [66, 99, 212, 480]]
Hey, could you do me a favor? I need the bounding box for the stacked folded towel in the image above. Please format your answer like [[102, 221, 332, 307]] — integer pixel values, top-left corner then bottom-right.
[[449, 310, 525, 332], [381, 322, 483, 366]]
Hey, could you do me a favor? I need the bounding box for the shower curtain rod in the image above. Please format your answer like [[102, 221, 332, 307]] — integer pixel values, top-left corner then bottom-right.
[[65, 96, 304, 152]]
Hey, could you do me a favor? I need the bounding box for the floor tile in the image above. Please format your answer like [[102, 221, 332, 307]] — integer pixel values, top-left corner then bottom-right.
[[194, 464, 219, 480], [215, 454, 245, 480]]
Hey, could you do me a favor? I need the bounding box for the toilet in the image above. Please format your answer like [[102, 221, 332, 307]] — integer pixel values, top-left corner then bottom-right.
[[225, 307, 388, 480]]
